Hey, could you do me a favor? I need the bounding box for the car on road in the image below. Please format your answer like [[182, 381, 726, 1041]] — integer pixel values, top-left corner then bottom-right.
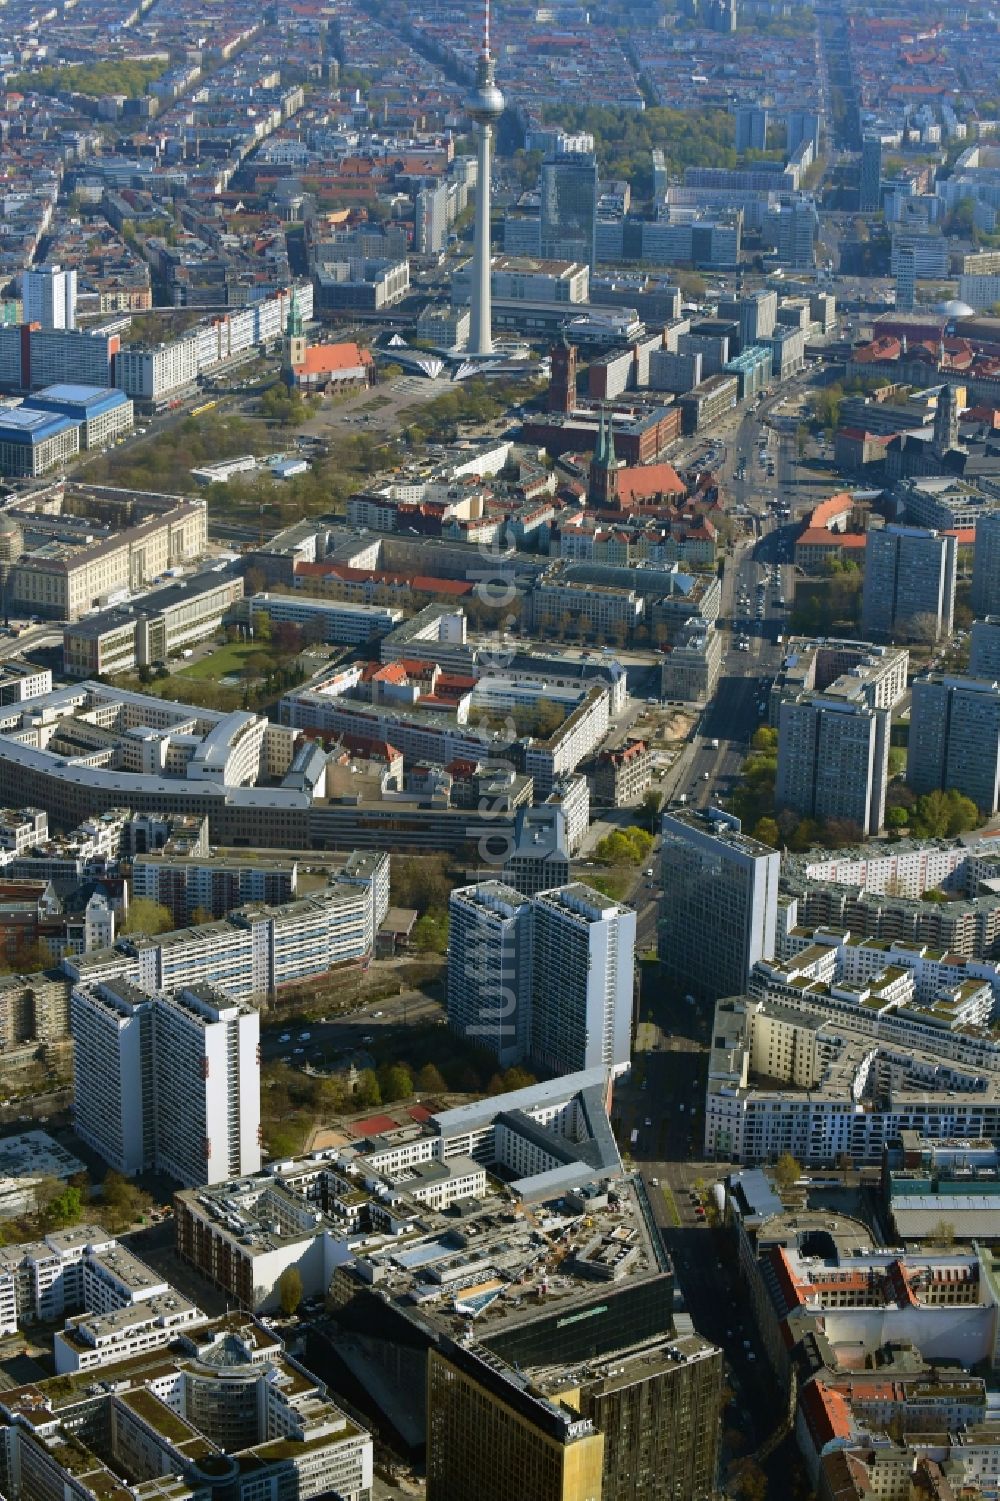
[[644, 1117, 653, 1127], [299, 1032, 311, 1041], [293, 1047, 304, 1055], [279, 1033, 290, 1043]]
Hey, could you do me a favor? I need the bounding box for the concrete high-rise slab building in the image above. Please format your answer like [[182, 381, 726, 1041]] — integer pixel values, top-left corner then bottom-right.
[[735, 105, 768, 153], [972, 511, 1000, 617], [659, 808, 780, 1002], [447, 881, 533, 1067], [895, 243, 917, 311], [776, 692, 891, 835], [908, 674, 1000, 815], [415, 180, 449, 255], [530, 883, 634, 1078], [862, 524, 957, 643], [446, 880, 635, 1076], [719, 288, 776, 348], [971, 616, 1000, 678], [860, 133, 883, 212], [70, 978, 261, 1186], [22, 264, 77, 330], [787, 110, 821, 156], [466, 2, 504, 356]]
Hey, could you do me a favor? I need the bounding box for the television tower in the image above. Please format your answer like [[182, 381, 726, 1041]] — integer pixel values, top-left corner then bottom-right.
[[467, 0, 504, 356]]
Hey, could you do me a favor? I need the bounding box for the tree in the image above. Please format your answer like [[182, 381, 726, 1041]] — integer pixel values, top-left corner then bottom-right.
[[773, 1152, 802, 1191], [416, 1063, 447, 1093], [750, 725, 778, 753], [412, 910, 448, 954], [251, 610, 272, 643], [730, 1457, 768, 1501], [102, 1170, 151, 1231], [595, 826, 654, 867], [752, 817, 780, 848], [502, 1066, 536, 1091], [315, 1075, 347, 1113], [355, 1069, 381, 1108], [190, 906, 215, 927], [640, 789, 664, 833], [391, 855, 452, 913], [929, 1219, 955, 1247], [278, 1265, 303, 1317], [943, 790, 981, 835], [378, 1063, 413, 1103], [120, 898, 173, 936], [45, 1184, 83, 1229]]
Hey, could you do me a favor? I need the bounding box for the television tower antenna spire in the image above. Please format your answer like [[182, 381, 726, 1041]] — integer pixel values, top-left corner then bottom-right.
[[466, 0, 504, 357]]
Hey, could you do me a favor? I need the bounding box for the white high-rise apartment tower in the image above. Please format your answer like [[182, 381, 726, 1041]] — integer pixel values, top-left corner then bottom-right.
[[70, 978, 261, 1186], [447, 881, 533, 1066], [466, 2, 504, 356], [22, 264, 77, 330], [446, 881, 635, 1076], [530, 884, 635, 1078]]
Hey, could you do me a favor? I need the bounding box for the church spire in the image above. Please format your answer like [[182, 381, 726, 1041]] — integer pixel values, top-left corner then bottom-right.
[[588, 403, 622, 509], [594, 403, 606, 467], [287, 286, 303, 340]]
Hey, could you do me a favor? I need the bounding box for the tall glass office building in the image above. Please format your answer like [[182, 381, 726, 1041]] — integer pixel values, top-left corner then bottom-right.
[[540, 153, 599, 269]]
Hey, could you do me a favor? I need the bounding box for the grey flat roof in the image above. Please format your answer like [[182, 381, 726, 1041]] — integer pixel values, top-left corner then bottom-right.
[[432, 1067, 609, 1138]]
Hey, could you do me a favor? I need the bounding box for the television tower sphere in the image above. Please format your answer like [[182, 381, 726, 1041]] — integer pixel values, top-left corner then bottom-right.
[[468, 56, 504, 123]]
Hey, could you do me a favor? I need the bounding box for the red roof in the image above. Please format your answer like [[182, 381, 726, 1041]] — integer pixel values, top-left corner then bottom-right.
[[808, 492, 854, 528], [853, 336, 901, 363], [293, 342, 373, 376], [369, 662, 409, 685], [800, 1382, 853, 1450], [797, 528, 867, 549], [349, 1113, 399, 1138], [616, 462, 686, 505], [294, 561, 471, 595]]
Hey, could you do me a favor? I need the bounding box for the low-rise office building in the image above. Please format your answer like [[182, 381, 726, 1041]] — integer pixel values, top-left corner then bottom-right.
[[678, 373, 739, 434], [246, 592, 402, 644], [591, 737, 652, 806], [63, 571, 244, 677], [23, 383, 133, 448], [0, 406, 79, 475], [660, 616, 723, 702]]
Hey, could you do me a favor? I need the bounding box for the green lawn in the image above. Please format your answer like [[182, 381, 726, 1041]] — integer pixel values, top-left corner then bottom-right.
[[176, 640, 260, 680]]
